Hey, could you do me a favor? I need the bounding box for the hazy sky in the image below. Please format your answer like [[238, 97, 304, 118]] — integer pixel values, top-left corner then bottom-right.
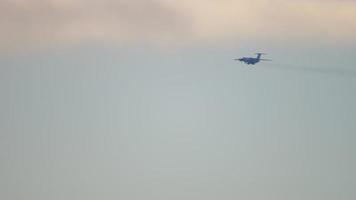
[[1, 1, 356, 200], [2, 0, 356, 50]]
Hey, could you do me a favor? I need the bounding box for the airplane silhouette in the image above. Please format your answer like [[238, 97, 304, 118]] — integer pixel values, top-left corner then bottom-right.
[[235, 53, 271, 65]]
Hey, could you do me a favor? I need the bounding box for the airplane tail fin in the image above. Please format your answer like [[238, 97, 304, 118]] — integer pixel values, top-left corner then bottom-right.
[[255, 53, 267, 59]]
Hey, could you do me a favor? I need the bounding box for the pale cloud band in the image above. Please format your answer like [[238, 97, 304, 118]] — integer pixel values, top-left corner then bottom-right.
[[1, 0, 356, 51]]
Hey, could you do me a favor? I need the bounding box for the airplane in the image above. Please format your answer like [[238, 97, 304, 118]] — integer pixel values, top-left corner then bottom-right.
[[234, 53, 271, 65]]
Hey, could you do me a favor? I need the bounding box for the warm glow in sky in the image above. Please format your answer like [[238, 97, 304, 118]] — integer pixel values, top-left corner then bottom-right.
[[1, 0, 356, 50]]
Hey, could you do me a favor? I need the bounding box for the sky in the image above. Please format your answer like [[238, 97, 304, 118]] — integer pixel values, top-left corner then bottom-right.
[[1, 1, 356, 200]]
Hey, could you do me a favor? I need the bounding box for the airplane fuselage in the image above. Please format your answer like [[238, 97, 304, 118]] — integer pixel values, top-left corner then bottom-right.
[[238, 57, 260, 65], [236, 53, 269, 65]]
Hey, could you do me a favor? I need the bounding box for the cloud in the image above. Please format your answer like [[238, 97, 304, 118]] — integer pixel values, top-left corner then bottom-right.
[[0, 0, 193, 51], [176, 0, 356, 42], [1, 0, 356, 51]]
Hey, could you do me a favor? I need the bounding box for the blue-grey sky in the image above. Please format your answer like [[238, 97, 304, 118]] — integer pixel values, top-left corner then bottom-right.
[[1, 1, 356, 200]]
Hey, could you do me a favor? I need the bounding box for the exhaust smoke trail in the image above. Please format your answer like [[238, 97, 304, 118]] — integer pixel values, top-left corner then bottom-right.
[[263, 62, 356, 78]]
